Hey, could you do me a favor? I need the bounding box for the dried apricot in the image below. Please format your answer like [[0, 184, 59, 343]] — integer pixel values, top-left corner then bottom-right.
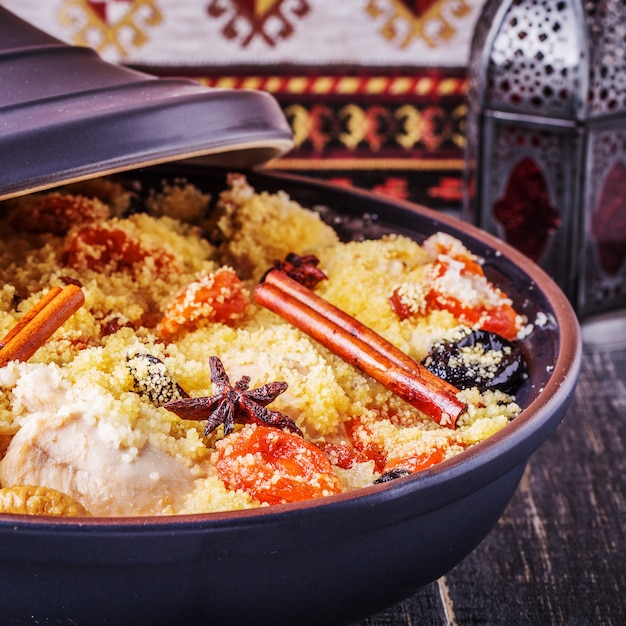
[[158, 267, 248, 338], [64, 224, 175, 274], [426, 258, 521, 341], [9, 193, 109, 236], [346, 418, 387, 473], [216, 425, 343, 505], [383, 447, 446, 474]]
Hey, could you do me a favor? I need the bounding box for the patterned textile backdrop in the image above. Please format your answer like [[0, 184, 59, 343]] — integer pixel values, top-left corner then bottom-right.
[[2, 0, 489, 211]]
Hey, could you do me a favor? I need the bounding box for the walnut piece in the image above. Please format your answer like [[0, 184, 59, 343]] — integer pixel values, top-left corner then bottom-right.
[[0, 485, 91, 517]]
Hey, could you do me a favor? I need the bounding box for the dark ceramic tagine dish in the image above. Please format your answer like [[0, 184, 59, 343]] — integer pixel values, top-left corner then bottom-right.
[[0, 165, 581, 626]]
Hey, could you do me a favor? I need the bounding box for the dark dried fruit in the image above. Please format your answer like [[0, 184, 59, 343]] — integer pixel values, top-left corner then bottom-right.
[[422, 329, 527, 395], [127, 353, 189, 407], [374, 468, 411, 484], [262, 253, 327, 290], [120, 194, 148, 218]]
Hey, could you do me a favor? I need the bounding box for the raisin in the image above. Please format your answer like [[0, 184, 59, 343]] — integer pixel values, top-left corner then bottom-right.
[[374, 468, 411, 484]]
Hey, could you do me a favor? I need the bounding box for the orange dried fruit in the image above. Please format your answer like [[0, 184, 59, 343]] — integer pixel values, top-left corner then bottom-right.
[[158, 267, 248, 338], [216, 425, 343, 505]]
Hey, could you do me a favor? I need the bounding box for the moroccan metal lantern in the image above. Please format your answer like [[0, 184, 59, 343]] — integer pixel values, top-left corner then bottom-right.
[[464, 0, 626, 329]]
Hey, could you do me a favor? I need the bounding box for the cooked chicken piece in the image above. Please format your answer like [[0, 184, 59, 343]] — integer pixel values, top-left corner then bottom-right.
[[0, 434, 11, 459], [0, 409, 197, 517], [0, 484, 90, 517]]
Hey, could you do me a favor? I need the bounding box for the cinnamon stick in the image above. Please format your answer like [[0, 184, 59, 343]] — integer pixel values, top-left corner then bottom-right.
[[0, 286, 63, 347], [0, 285, 85, 368], [254, 270, 466, 428]]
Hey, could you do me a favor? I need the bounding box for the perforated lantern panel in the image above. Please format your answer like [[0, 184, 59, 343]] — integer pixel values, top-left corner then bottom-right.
[[583, 122, 626, 315], [477, 114, 583, 301], [465, 0, 626, 317], [486, 0, 583, 119]]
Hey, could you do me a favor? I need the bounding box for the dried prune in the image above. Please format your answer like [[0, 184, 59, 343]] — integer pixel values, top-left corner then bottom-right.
[[422, 329, 527, 394], [127, 353, 189, 407]]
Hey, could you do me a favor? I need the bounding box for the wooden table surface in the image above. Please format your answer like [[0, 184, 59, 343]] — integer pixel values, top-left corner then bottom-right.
[[353, 344, 626, 626]]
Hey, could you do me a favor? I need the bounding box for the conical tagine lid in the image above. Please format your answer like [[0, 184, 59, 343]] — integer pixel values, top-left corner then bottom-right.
[[0, 7, 293, 200]]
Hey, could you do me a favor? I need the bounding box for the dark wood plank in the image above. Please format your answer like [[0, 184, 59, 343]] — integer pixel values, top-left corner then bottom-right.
[[358, 584, 449, 625]]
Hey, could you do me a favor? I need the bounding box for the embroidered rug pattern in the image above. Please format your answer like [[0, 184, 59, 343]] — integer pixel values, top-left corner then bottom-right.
[[57, 0, 163, 57], [366, 0, 472, 49], [2, 0, 487, 210], [183, 67, 468, 207], [206, 0, 311, 48]]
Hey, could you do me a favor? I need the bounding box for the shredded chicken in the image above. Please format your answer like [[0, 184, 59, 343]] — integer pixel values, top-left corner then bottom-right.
[[0, 409, 197, 517]]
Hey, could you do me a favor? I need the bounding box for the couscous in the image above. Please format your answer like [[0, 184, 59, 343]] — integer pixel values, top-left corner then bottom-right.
[[0, 173, 528, 516]]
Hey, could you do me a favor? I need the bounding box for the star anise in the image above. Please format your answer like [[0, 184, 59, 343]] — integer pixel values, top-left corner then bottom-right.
[[163, 356, 302, 437], [263, 252, 327, 289]]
